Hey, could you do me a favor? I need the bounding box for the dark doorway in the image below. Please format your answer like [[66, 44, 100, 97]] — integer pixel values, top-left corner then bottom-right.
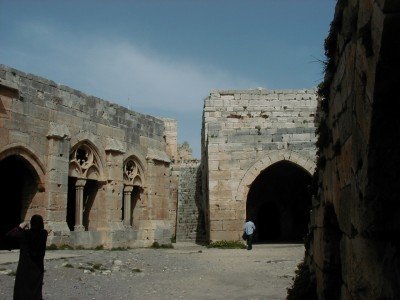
[[130, 186, 140, 228], [66, 177, 77, 231], [246, 161, 312, 243], [82, 179, 98, 230], [0, 156, 39, 249], [121, 186, 141, 227]]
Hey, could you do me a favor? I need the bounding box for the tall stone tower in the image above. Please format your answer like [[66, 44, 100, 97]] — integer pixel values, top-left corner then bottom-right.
[[202, 88, 318, 242]]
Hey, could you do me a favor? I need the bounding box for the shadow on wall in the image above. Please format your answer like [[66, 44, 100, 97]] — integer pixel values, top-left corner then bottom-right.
[[195, 166, 207, 244]]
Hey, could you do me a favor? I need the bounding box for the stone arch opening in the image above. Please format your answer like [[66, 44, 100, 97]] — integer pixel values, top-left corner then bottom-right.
[[82, 179, 99, 231], [121, 186, 142, 228], [246, 160, 312, 242], [67, 142, 103, 231], [66, 177, 76, 231], [0, 155, 40, 249], [122, 156, 145, 227]]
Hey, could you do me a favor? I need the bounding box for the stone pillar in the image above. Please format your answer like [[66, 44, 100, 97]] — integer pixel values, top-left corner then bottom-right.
[[74, 179, 86, 231], [105, 140, 126, 231], [123, 185, 134, 226], [46, 122, 72, 245]]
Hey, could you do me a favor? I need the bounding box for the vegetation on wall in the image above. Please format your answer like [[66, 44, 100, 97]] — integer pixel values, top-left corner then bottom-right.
[[287, 258, 317, 300]]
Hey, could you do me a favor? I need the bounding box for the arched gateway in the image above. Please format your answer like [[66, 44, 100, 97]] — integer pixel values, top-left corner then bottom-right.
[[237, 151, 315, 242], [202, 88, 318, 242], [246, 161, 312, 242], [0, 145, 46, 249]]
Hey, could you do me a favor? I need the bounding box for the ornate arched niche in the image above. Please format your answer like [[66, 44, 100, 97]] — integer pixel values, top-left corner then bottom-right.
[[123, 157, 145, 187], [67, 141, 105, 231], [122, 156, 145, 227], [69, 143, 104, 180]]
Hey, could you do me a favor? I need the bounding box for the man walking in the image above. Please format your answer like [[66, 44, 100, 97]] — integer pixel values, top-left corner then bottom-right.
[[244, 219, 256, 250]]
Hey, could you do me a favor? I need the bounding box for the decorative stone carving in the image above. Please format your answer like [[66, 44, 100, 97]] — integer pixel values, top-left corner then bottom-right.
[[123, 156, 145, 226], [69, 144, 101, 180], [123, 158, 143, 186]]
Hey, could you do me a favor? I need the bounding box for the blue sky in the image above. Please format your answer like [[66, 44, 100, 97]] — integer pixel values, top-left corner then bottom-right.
[[0, 0, 336, 157]]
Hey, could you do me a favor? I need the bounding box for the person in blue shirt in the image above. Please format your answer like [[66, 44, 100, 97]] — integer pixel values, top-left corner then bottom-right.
[[243, 219, 256, 250]]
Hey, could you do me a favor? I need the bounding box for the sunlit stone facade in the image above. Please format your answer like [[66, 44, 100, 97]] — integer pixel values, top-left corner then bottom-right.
[[0, 65, 177, 248]]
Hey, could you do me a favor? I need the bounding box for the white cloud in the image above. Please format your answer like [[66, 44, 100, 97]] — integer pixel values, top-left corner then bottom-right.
[[86, 41, 258, 112], [14, 22, 258, 113]]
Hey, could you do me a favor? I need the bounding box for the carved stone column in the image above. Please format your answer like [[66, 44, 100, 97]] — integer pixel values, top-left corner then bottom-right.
[[123, 185, 134, 226], [74, 179, 86, 231]]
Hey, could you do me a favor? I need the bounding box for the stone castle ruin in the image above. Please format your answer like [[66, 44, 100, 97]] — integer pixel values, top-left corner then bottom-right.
[[2, 0, 399, 296], [0, 64, 319, 249]]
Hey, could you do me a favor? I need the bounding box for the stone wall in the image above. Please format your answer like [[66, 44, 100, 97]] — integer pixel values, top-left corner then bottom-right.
[[162, 118, 178, 162], [175, 161, 206, 242], [202, 89, 318, 241], [0, 65, 176, 248], [303, 0, 400, 298]]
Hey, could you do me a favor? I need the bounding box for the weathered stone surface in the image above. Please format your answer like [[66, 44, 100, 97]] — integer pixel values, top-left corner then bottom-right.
[[302, 0, 400, 299], [175, 162, 206, 242], [0, 65, 178, 249], [201, 88, 318, 241]]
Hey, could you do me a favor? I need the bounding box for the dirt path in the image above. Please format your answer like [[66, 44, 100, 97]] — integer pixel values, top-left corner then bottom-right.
[[0, 243, 304, 299]]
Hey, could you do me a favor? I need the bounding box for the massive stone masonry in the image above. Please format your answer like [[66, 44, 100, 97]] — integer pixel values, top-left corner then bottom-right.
[[0, 62, 320, 248], [201, 88, 318, 242], [301, 0, 400, 298], [0, 65, 179, 248], [2, 1, 399, 297], [0, 66, 327, 254]]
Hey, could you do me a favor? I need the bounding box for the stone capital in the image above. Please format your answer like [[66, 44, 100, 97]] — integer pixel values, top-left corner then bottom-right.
[[75, 179, 86, 188], [124, 184, 134, 193], [74, 225, 85, 232]]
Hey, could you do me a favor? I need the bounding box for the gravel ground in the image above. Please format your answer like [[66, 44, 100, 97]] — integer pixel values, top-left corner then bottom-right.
[[0, 243, 304, 300]]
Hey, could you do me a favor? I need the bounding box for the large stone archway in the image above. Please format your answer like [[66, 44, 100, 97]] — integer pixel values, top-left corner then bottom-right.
[[0, 145, 45, 249], [205, 149, 316, 242], [236, 150, 315, 204], [0, 143, 46, 190], [237, 151, 315, 242], [246, 160, 312, 242]]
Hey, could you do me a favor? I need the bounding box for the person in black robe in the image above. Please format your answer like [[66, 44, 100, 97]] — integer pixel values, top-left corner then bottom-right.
[[7, 214, 48, 300]]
